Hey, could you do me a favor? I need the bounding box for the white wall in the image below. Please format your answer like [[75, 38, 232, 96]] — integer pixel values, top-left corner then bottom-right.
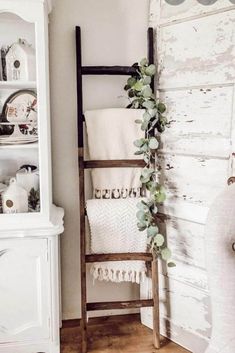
[[49, 0, 149, 319]]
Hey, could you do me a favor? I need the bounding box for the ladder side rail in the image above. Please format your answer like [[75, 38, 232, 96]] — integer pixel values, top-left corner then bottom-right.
[[148, 27, 161, 349], [76, 25, 87, 353]]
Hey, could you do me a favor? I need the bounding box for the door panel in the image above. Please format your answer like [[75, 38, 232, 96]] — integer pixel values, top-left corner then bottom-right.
[[0, 238, 49, 343], [143, 3, 235, 352]]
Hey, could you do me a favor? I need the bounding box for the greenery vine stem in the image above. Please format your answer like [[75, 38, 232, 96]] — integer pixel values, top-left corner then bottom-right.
[[124, 58, 175, 267]]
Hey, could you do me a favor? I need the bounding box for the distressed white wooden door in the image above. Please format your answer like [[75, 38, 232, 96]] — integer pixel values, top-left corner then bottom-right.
[[0, 238, 50, 343], [141, 2, 235, 352]]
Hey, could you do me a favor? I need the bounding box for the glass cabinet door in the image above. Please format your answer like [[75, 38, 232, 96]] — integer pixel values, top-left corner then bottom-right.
[[0, 12, 40, 215]]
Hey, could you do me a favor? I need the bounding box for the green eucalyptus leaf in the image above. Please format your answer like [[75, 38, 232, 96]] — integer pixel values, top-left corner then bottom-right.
[[143, 154, 150, 164], [148, 108, 158, 118], [134, 150, 144, 155], [134, 138, 145, 147], [128, 89, 135, 98], [140, 58, 148, 66], [149, 137, 159, 150], [155, 191, 166, 203], [157, 102, 166, 113], [147, 199, 154, 208], [127, 77, 137, 87], [143, 76, 151, 85], [168, 262, 176, 268], [142, 86, 152, 98], [143, 100, 155, 109], [141, 120, 149, 131], [140, 174, 150, 183], [133, 81, 143, 91], [136, 210, 146, 222], [147, 225, 158, 238], [143, 111, 151, 121], [154, 234, 165, 247], [135, 119, 142, 124], [146, 181, 158, 193], [137, 222, 147, 231], [140, 143, 149, 152], [133, 101, 139, 109], [137, 201, 148, 211], [145, 64, 156, 76], [161, 247, 172, 261], [141, 168, 154, 177]]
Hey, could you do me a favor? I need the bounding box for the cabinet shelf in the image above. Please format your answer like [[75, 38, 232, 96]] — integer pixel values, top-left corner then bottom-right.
[[0, 142, 38, 149], [0, 81, 37, 90]]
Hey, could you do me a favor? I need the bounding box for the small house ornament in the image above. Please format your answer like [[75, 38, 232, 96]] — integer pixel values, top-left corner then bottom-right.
[[6, 39, 36, 81], [2, 178, 28, 214]]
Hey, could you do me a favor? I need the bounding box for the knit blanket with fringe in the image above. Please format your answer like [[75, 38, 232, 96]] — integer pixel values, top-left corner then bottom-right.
[[86, 198, 147, 284]]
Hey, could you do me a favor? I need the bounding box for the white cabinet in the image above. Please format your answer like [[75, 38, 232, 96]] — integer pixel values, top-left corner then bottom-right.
[[0, 238, 50, 343], [0, 224, 63, 353], [0, 1, 64, 352]]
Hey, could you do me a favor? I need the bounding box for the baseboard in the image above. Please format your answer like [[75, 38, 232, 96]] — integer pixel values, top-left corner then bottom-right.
[[62, 308, 139, 321], [62, 311, 139, 328], [62, 318, 81, 328]]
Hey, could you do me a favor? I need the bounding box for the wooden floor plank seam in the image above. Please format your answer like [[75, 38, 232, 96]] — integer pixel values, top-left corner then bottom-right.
[[61, 314, 191, 353]]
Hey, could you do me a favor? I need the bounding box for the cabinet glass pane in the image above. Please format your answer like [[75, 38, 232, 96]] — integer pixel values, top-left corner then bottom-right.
[[0, 13, 40, 214]]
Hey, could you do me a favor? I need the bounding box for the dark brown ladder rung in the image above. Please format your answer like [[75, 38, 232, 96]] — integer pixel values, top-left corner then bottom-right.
[[87, 299, 153, 311], [85, 253, 153, 263], [81, 65, 137, 76], [83, 159, 145, 169]]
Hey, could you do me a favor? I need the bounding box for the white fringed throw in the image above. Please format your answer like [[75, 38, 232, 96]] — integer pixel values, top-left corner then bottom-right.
[[86, 198, 147, 283], [85, 108, 144, 199]]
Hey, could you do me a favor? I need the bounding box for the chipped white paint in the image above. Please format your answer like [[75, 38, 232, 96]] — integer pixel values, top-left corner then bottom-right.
[[160, 86, 233, 137], [143, 1, 235, 352], [159, 153, 228, 206], [160, 218, 206, 268], [158, 11, 235, 88], [141, 274, 211, 352]]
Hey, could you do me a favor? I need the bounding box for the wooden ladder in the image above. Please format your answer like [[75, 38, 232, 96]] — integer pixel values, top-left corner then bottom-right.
[[76, 26, 160, 353]]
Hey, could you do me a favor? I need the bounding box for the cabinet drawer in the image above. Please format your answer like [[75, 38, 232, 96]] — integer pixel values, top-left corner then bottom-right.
[[0, 238, 50, 343]]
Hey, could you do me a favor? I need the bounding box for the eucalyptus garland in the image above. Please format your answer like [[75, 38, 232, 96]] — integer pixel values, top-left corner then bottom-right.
[[124, 58, 175, 267]]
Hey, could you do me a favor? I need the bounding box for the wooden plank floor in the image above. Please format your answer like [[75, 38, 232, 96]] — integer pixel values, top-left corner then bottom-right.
[[61, 314, 191, 353]]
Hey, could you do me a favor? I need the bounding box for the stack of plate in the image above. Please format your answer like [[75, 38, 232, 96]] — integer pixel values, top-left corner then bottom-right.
[[0, 135, 38, 145], [0, 122, 38, 145]]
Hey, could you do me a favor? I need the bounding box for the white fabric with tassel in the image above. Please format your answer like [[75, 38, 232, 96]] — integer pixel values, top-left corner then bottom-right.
[[85, 108, 144, 199], [86, 198, 147, 284]]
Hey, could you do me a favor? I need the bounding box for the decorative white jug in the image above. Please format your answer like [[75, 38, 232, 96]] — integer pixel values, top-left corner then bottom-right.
[[2, 178, 28, 214], [16, 166, 39, 194]]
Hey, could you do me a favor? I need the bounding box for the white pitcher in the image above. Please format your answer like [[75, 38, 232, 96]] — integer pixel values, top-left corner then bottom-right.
[[16, 166, 39, 194], [2, 178, 28, 214]]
